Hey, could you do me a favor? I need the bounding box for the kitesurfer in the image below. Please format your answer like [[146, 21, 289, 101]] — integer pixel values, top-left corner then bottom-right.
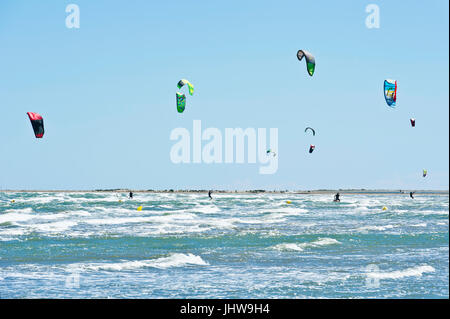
[[410, 192, 415, 199], [208, 190, 212, 200], [334, 192, 340, 202], [129, 191, 133, 199]]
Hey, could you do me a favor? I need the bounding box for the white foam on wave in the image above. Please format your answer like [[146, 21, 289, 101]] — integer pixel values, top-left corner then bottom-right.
[[352, 205, 381, 215], [266, 207, 308, 214], [275, 243, 304, 251], [240, 198, 267, 203], [151, 223, 213, 235], [94, 206, 137, 214], [366, 265, 435, 279], [274, 238, 341, 252], [262, 207, 308, 221], [202, 217, 236, 229], [84, 212, 197, 226], [0, 210, 74, 225], [68, 210, 91, 217], [417, 210, 449, 216], [0, 228, 30, 239], [410, 223, 427, 227], [16, 194, 67, 204], [357, 225, 396, 232], [83, 253, 209, 271], [34, 213, 68, 220], [0, 210, 35, 223], [190, 205, 221, 214], [64, 194, 128, 204], [30, 221, 78, 232], [234, 216, 282, 225], [85, 216, 155, 225]]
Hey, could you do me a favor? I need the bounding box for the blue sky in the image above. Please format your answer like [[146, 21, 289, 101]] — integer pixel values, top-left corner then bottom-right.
[[0, 0, 448, 190]]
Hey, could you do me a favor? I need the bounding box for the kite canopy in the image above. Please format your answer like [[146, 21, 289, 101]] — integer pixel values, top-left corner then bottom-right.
[[423, 169, 427, 177], [297, 50, 315, 76], [176, 79, 194, 113], [309, 144, 315, 154], [177, 79, 194, 96], [384, 79, 397, 107], [266, 149, 276, 157], [27, 112, 44, 138], [305, 127, 316, 136], [410, 118, 416, 127], [176, 92, 186, 113]]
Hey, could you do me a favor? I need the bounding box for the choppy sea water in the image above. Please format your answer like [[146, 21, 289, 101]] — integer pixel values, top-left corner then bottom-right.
[[0, 192, 448, 298]]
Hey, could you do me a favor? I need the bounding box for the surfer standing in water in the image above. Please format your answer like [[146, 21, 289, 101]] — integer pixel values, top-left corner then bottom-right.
[[410, 191, 415, 199], [334, 192, 340, 202], [208, 190, 213, 200], [129, 191, 133, 199]]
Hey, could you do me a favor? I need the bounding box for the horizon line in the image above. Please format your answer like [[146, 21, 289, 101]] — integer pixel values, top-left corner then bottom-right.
[[0, 189, 448, 194]]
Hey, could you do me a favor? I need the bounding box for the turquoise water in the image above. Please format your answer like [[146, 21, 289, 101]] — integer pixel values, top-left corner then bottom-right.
[[0, 192, 448, 298]]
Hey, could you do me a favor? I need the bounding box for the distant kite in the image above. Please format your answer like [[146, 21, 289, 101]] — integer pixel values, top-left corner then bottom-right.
[[297, 50, 315, 76], [176, 92, 186, 113], [266, 149, 277, 157], [384, 79, 397, 107], [27, 112, 44, 138], [177, 79, 194, 95], [305, 127, 316, 136], [176, 79, 194, 113]]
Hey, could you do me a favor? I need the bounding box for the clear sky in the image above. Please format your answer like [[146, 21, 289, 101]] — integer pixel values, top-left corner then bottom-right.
[[0, 0, 448, 190]]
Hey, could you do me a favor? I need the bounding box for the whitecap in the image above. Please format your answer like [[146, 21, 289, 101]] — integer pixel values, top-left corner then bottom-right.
[[357, 225, 395, 232], [366, 265, 435, 279], [274, 238, 341, 252], [83, 253, 209, 271]]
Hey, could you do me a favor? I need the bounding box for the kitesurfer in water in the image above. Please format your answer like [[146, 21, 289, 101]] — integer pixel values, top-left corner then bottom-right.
[[129, 191, 133, 199], [410, 192, 415, 199], [334, 192, 340, 202], [208, 190, 213, 200]]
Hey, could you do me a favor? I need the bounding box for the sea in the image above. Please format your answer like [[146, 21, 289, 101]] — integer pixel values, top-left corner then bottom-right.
[[0, 191, 448, 299]]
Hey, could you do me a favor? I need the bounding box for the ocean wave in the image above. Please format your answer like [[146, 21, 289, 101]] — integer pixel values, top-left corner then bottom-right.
[[30, 221, 77, 232], [0, 228, 30, 239], [13, 195, 67, 204], [190, 205, 221, 214], [234, 216, 286, 225], [265, 207, 308, 214], [366, 265, 435, 279], [83, 253, 209, 271], [393, 209, 449, 216], [410, 223, 427, 227], [67, 210, 92, 216], [357, 225, 396, 232], [84, 212, 197, 226], [265, 207, 308, 221], [0, 211, 35, 223], [274, 238, 341, 252], [418, 210, 449, 216]]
